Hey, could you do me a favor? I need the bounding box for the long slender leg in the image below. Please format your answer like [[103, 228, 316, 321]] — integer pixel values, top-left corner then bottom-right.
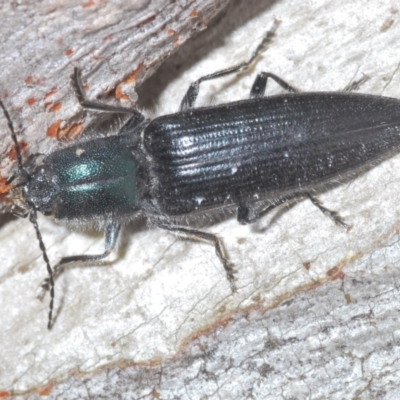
[[342, 74, 369, 92], [180, 19, 280, 111], [238, 192, 348, 228], [71, 68, 145, 125], [251, 70, 369, 98], [155, 222, 237, 292], [237, 193, 305, 224], [307, 193, 348, 227], [40, 222, 122, 293], [250, 72, 299, 98], [11, 209, 30, 219]]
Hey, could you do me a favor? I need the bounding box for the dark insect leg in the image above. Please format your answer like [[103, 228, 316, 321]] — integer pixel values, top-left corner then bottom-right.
[[180, 19, 280, 111], [250, 72, 299, 98], [40, 221, 121, 299], [307, 193, 348, 227], [11, 209, 30, 219], [342, 74, 369, 92], [71, 68, 145, 126], [237, 193, 305, 224], [156, 222, 237, 292], [251, 70, 369, 98], [251, 70, 368, 98], [238, 192, 348, 228]]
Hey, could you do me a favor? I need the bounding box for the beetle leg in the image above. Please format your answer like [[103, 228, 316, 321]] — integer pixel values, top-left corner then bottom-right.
[[238, 192, 348, 228], [250, 72, 369, 98], [250, 72, 299, 98], [307, 193, 348, 228], [155, 222, 237, 292], [180, 20, 280, 111], [71, 68, 145, 126], [11, 209, 30, 219], [342, 75, 369, 92], [39, 221, 121, 294], [237, 193, 304, 224]]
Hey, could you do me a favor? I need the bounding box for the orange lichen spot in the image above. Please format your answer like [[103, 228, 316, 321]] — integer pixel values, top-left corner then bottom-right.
[[327, 266, 345, 281], [0, 391, 11, 398], [303, 261, 311, 270], [189, 9, 198, 18], [103, 34, 113, 41], [173, 36, 180, 47], [83, 0, 95, 8], [65, 48, 74, 56], [8, 141, 27, 162], [335, 270, 345, 280], [58, 122, 84, 140], [91, 54, 104, 61], [136, 14, 156, 28], [37, 383, 54, 396], [327, 266, 339, 277], [123, 62, 143, 85], [115, 85, 129, 101], [167, 28, 176, 36], [381, 17, 394, 32], [25, 76, 33, 85], [49, 102, 62, 112], [307, 281, 322, 292], [83, 84, 90, 91], [44, 87, 57, 100], [0, 176, 11, 195], [47, 119, 62, 138], [113, 63, 144, 101], [26, 97, 36, 106]]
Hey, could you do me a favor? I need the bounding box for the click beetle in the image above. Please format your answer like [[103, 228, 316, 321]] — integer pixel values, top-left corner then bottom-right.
[[2, 21, 399, 329]]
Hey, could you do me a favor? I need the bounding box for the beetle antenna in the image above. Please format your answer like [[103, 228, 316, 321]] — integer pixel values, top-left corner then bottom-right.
[[0, 100, 55, 329], [29, 209, 55, 330], [0, 99, 24, 171]]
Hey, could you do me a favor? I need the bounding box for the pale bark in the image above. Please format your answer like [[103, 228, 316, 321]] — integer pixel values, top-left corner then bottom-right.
[[2, 0, 400, 399]]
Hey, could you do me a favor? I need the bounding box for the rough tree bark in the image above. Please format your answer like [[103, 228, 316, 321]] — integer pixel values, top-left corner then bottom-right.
[[1, 0, 400, 399]]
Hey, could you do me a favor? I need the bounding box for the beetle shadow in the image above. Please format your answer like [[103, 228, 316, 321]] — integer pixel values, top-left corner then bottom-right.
[[49, 279, 66, 330], [250, 199, 308, 234], [0, 212, 17, 229], [137, 0, 281, 109]]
